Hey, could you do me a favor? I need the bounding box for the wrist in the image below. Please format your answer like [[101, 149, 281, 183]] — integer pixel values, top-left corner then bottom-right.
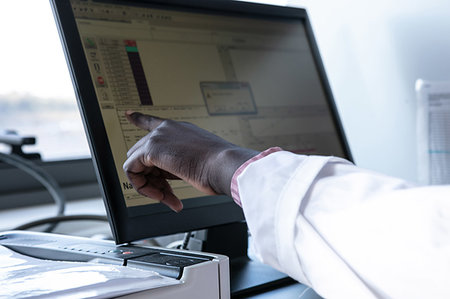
[[207, 146, 259, 197]]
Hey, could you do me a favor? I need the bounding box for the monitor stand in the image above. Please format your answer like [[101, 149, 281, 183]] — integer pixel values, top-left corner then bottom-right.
[[202, 222, 295, 297]]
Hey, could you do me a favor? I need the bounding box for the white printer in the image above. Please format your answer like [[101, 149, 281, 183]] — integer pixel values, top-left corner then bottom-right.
[[0, 230, 229, 298]]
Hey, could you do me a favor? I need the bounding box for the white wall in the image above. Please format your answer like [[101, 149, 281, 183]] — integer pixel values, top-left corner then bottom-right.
[[277, 0, 450, 182]]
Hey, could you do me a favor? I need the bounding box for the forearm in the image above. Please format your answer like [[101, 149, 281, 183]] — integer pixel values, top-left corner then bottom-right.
[[235, 151, 450, 298], [236, 151, 347, 284]]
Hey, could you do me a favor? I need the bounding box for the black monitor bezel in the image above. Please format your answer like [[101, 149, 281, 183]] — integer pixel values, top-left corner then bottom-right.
[[50, 0, 352, 244]]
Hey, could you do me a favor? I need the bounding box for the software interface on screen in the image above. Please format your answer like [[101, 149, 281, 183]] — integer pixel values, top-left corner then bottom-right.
[[71, 0, 345, 208]]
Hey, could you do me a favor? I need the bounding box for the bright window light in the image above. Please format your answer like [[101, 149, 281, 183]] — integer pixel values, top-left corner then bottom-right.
[[0, 0, 90, 161]]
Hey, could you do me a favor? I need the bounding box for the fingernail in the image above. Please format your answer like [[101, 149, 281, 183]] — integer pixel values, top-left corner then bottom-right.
[[173, 203, 183, 213]]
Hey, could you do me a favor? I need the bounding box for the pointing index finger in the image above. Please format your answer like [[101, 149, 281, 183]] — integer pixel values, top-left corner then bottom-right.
[[125, 111, 164, 131]]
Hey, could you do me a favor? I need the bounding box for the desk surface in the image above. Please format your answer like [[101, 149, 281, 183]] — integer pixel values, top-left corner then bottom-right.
[[0, 198, 111, 237]]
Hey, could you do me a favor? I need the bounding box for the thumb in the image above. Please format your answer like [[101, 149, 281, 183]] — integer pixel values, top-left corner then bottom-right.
[[125, 111, 164, 131]]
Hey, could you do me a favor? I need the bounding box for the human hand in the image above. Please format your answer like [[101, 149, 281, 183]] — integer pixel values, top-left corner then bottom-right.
[[123, 111, 259, 212]]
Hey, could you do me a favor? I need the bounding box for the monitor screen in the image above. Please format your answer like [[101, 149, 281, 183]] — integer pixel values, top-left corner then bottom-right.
[[51, 0, 351, 244]]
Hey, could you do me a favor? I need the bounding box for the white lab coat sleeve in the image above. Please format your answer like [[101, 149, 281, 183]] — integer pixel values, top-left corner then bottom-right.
[[236, 151, 450, 299]]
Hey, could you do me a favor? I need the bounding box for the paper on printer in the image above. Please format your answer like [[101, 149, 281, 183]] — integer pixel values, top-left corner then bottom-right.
[[0, 245, 180, 298]]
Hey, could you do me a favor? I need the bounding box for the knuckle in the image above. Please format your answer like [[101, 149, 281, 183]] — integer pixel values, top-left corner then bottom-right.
[[147, 132, 164, 145], [149, 122, 172, 141], [123, 159, 131, 172], [158, 119, 174, 130]]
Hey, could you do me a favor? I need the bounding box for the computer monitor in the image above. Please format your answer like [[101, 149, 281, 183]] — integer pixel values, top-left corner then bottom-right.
[[50, 0, 351, 245]]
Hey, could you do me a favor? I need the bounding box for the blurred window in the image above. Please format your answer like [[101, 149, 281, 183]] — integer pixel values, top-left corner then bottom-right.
[[0, 0, 90, 161]]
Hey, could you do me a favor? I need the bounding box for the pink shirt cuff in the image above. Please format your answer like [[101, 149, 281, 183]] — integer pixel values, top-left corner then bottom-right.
[[230, 147, 283, 207]]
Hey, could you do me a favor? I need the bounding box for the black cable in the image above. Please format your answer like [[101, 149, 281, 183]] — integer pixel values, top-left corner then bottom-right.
[[181, 231, 192, 250], [13, 214, 108, 231], [0, 152, 66, 232]]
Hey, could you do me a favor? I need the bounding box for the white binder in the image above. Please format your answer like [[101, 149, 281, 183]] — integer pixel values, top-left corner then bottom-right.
[[416, 79, 450, 185]]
